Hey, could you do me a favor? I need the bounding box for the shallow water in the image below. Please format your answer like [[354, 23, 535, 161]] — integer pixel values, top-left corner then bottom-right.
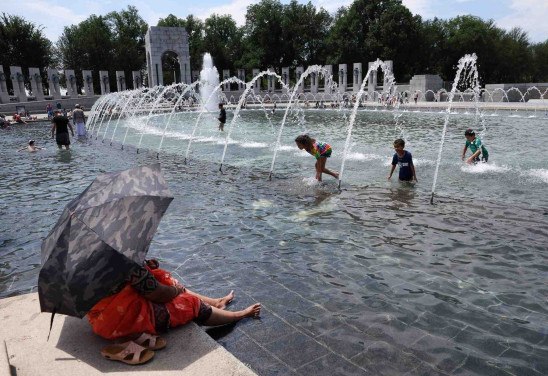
[[1, 110, 547, 375]]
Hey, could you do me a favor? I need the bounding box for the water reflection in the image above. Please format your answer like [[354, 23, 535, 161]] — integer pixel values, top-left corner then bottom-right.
[[56, 150, 72, 163]]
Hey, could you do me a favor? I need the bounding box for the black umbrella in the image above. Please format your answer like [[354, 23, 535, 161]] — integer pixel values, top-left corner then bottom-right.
[[38, 164, 173, 318]]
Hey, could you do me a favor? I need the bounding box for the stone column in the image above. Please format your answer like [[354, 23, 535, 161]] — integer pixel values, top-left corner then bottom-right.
[[383, 60, 393, 91], [99, 71, 110, 94], [368, 62, 377, 100], [353, 63, 362, 92], [0, 66, 9, 103], [10, 66, 27, 101], [47, 68, 61, 99], [65, 69, 77, 97], [281, 67, 290, 94], [252, 68, 260, 94], [28, 68, 45, 101], [116, 71, 126, 92], [222, 69, 230, 91], [295, 66, 304, 93], [323, 65, 332, 94], [237, 69, 245, 89], [338, 64, 347, 93], [310, 71, 318, 94], [132, 71, 142, 89], [82, 70, 94, 96], [267, 68, 276, 92]]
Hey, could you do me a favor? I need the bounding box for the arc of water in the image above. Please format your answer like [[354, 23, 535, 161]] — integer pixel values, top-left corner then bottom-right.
[[87, 95, 110, 134], [430, 54, 478, 204], [156, 81, 201, 157], [102, 91, 135, 142], [221, 71, 290, 171], [338, 60, 396, 189], [184, 77, 247, 164], [109, 88, 145, 145], [121, 86, 165, 150], [268, 65, 336, 179], [93, 94, 121, 138], [89, 94, 113, 135], [136, 83, 182, 151]]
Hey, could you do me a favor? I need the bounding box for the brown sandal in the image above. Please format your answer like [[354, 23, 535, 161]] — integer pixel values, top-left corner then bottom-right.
[[132, 332, 167, 350], [101, 341, 155, 365]]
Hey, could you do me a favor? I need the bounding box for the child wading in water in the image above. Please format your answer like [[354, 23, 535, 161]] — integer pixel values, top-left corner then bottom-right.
[[17, 140, 43, 152], [388, 138, 417, 182], [462, 128, 489, 164], [295, 134, 339, 182]]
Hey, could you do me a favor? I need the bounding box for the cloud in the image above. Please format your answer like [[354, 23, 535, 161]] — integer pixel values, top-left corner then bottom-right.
[[402, 0, 435, 18], [496, 0, 548, 43], [194, 0, 258, 25]]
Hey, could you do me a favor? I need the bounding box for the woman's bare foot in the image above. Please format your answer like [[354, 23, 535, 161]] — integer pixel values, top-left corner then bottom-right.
[[216, 290, 235, 309], [241, 303, 261, 319]]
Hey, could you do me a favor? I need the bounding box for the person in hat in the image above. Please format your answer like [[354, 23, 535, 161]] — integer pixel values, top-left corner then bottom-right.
[[17, 139, 43, 152], [72, 104, 87, 138], [462, 128, 489, 164]]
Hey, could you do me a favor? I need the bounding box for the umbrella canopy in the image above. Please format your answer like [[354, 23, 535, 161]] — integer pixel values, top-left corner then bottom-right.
[[38, 164, 173, 318]]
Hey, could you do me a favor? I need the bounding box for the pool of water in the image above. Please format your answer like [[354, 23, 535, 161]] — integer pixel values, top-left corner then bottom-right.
[[1, 109, 547, 375]]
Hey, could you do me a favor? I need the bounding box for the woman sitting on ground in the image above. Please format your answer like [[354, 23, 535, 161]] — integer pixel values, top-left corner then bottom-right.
[[88, 258, 260, 344]]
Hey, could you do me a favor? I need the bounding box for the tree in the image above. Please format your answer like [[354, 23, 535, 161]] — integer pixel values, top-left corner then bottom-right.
[[530, 40, 548, 82], [0, 13, 53, 93], [326, 0, 422, 82], [203, 14, 242, 72]]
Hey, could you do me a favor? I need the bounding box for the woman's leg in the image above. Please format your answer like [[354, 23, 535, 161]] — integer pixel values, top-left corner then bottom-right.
[[319, 157, 339, 179], [185, 289, 234, 309], [203, 303, 261, 326]]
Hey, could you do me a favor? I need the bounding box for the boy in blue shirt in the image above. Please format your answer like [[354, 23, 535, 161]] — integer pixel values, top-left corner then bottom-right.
[[462, 128, 489, 164], [388, 139, 417, 182]]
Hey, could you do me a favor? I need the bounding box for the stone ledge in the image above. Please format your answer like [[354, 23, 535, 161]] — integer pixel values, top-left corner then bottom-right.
[[0, 293, 256, 376]]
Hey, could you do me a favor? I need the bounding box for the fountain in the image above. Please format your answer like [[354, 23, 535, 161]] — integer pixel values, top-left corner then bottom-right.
[[200, 53, 220, 112]]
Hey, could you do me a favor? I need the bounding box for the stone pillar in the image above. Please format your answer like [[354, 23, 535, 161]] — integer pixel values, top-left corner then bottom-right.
[[323, 65, 332, 94], [132, 71, 142, 89], [295, 66, 304, 93], [281, 67, 289, 94], [310, 71, 318, 94], [353, 63, 362, 92], [116, 71, 126, 92], [28, 68, 45, 101], [409, 74, 443, 101], [252, 68, 260, 94], [237, 69, 245, 89], [65, 69, 77, 97], [383, 60, 393, 91], [82, 70, 94, 96], [338, 64, 347, 93], [222, 69, 230, 91], [47, 68, 61, 99], [99, 71, 110, 94], [10, 66, 27, 101], [0, 66, 9, 103], [267, 68, 276, 92], [368, 62, 377, 99]]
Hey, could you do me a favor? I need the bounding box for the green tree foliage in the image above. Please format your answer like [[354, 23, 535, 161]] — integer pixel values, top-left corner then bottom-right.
[[0, 13, 53, 92], [203, 14, 242, 72], [326, 0, 422, 82], [530, 41, 548, 82]]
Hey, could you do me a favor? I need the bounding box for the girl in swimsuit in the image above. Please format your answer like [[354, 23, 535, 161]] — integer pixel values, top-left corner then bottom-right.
[[295, 134, 339, 182]]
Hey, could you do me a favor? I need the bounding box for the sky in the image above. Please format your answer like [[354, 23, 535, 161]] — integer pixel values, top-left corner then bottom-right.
[[1, 0, 547, 43]]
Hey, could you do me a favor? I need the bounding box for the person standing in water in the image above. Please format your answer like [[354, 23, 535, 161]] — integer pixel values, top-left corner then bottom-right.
[[51, 110, 74, 150], [218, 103, 226, 131], [388, 138, 417, 183], [72, 104, 87, 138], [295, 134, 339, 182]]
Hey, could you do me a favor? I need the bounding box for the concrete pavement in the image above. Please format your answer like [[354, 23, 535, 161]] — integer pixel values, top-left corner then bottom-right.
[[0, 293, 256, 376]]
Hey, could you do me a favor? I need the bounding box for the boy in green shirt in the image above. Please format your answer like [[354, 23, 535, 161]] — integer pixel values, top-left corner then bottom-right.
[[462, 128, 489, 164]]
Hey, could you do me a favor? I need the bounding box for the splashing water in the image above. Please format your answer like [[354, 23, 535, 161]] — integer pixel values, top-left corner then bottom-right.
[[200, 53, 220, 112]]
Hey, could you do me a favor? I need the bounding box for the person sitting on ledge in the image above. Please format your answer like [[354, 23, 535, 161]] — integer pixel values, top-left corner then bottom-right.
[[88, 258, 260, 364]]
